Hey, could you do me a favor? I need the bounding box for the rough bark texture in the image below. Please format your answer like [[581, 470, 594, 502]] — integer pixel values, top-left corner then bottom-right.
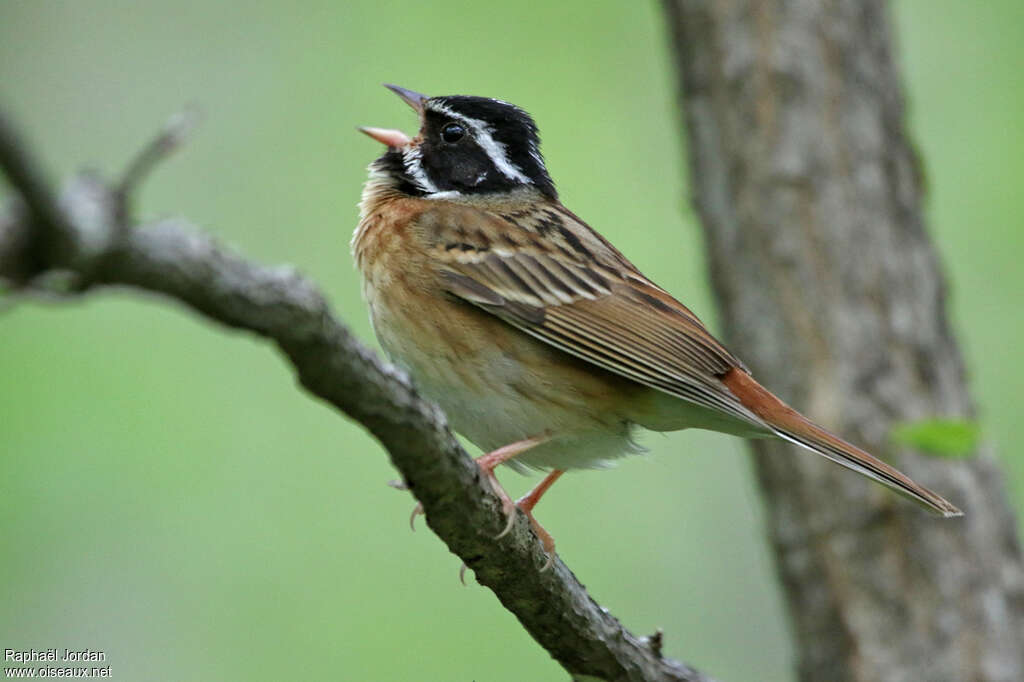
[[0, 110, 714, 682], [663, 1, 1024, 681]]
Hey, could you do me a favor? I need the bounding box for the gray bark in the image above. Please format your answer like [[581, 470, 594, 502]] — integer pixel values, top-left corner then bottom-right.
[[0, 110, 712, 682], [663, 1, 1024, 681]]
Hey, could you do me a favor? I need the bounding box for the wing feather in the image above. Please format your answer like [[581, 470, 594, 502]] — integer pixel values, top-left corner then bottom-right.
[[422, 201, 960, 516], [427, 203, 764, 429]]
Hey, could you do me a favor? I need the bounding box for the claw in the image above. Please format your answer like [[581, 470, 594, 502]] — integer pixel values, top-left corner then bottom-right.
[[401, 437, 562, 578], [409, 502, 423, 531], [493, 494, 518, 540], [388, 479, 423, 530]]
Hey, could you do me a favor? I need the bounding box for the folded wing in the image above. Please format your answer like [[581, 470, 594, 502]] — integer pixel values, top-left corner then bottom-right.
[[429, 202, 962, 517]]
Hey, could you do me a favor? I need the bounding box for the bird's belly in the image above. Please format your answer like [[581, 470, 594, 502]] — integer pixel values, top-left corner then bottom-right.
[[365, 282, 644, 470]]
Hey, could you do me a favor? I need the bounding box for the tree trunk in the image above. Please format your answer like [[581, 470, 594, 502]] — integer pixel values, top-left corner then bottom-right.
[[662, 1, 1024, 680]]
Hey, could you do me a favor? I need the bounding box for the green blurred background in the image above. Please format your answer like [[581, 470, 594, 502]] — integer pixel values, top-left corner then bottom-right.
[[1, 2, 1020, 680]]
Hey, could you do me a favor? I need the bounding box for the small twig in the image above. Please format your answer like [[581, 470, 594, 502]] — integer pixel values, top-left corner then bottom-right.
[[647, 629, 665, 658], [116, 104, 202, 225], [118, 105, 202, 198]]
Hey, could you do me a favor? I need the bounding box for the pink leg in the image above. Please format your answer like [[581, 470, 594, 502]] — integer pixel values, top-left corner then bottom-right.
[[406, 434, 550, 534], [515, 470, 565, 571], [477, 435, 551, 538]]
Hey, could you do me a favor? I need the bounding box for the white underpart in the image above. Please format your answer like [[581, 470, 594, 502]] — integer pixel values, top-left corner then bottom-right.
[[427, 101, 533, 185]]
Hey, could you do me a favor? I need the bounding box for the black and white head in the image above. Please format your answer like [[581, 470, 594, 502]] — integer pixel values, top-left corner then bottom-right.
[[360, 84, 557, 200]]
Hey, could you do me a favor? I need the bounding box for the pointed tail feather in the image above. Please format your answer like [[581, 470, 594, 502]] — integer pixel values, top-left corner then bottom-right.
[[721, 368, 962, 517]]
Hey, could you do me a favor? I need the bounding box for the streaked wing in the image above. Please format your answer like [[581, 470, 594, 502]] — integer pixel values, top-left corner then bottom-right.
[[420, 200, 962, 515], [430, 202, 765, 428]]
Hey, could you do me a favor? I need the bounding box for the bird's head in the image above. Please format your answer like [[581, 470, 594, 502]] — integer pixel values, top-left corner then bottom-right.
[[360, 84, 556, 201]]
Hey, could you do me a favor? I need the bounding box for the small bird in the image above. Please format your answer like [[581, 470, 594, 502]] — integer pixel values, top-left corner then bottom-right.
[[354, 84, 961, 563]]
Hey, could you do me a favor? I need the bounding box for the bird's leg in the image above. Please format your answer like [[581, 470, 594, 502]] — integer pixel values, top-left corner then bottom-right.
[[514, 469, 565, 571], [475, 434, 551, 538], [406, 434, 550, 533], [463, 454, 562, 582]]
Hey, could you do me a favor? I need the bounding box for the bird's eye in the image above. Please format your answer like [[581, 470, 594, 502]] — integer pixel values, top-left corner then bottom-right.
[[441, 123, 465, 143]]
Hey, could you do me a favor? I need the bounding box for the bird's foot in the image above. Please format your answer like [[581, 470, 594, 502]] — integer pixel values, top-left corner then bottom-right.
[[514, 469, 564, 571], [475, 434, 550, 539], [393, 436, 560, 575]]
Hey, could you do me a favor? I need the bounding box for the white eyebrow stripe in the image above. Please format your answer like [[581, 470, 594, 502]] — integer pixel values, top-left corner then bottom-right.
[[429, 102, 532, 184]]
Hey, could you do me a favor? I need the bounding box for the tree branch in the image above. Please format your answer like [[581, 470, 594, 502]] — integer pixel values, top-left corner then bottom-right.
[[0, 108, 715, 682]]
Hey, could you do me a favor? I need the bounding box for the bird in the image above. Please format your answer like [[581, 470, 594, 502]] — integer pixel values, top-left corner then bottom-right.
[[353, 84, 962, 566]]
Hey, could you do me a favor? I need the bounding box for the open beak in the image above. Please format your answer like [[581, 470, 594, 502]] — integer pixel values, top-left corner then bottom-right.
[[357, 126, 412, 147], [358, 84, 429, 147]]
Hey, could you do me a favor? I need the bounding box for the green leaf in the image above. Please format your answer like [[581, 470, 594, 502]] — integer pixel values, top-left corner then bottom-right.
[[890, 418, 980, 458]]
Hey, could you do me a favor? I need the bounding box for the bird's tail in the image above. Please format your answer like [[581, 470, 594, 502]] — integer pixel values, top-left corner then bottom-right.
[[721, 368, 962, 517]]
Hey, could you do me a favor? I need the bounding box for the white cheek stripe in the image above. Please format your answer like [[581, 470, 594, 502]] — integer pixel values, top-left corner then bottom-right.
[[401, 145, 440, 194], [429, 102, 532, 184]]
